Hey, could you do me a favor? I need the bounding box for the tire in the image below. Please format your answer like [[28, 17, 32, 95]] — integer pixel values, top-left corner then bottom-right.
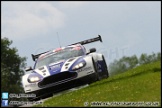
[[102, 55, 109, 78]]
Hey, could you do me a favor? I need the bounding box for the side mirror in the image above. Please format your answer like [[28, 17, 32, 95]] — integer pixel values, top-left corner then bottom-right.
[[87, 48, 96, 54], [25, 66, 33, 72], [89, 48, 96, 53]]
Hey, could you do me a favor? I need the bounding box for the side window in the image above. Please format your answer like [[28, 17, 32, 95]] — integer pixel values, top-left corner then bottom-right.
[[81, 45, 86, 55]]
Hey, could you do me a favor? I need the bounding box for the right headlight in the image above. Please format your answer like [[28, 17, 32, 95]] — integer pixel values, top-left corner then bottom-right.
[[28, 76, 41, 83], [72, 62, 86, 71]]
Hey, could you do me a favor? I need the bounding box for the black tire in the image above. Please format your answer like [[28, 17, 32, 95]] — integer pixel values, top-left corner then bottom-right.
[[102, 55, 109, 78]]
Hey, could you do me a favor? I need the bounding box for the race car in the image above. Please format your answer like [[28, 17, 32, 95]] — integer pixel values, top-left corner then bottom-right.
[[22, 35, 109, 100]]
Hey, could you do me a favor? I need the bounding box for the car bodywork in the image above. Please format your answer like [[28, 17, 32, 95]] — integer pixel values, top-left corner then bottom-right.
[[22, 35, 109, 100]]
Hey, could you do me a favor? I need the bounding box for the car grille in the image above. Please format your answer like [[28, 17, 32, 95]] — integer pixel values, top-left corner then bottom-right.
[[38, 72, 77, 87]]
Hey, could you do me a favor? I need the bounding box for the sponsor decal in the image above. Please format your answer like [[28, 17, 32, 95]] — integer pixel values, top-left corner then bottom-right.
[[50, 64, 61, 70], [49, 60, 64, 66]]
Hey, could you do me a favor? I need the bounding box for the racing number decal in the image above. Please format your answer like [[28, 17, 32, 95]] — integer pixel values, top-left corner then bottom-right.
[[97, 62, 102, 72]]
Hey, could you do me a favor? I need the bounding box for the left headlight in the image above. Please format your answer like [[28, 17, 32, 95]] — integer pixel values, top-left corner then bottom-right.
[[72, 62, 86, 70], [28, 76, 41, 83]]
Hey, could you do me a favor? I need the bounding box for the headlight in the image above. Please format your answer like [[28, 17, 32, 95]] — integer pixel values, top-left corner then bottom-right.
[[28, 76, 41, 83], [72, 62, 86, 70]]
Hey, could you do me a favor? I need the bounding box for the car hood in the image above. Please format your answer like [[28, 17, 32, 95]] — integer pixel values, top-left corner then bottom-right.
[[33, 56, 84, 78]]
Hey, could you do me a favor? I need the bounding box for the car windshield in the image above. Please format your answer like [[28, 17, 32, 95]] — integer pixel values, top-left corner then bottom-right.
[[35, 47, 85, 69]]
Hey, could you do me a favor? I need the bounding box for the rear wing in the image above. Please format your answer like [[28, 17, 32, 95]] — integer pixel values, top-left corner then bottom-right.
[[31, 35, 103, 61], [70, 35, 102, 45], [31, 51, 49, 61]]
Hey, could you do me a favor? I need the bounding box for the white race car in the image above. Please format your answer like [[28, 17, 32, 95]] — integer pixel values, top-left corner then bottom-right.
[[22, 35, 109, 100]]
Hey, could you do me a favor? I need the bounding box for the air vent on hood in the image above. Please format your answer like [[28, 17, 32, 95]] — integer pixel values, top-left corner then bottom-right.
[[42, 70, 46, 73], [65, 63, 70, 66], [39, 67, 44, 70], [68, 58, 75, 62]]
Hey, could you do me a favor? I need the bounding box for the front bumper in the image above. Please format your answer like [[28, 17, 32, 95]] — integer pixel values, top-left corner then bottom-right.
[[38, 71, 77, 88], [26, 72, 96, 100]]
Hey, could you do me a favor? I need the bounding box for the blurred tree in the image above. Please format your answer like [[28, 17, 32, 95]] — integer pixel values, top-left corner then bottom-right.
[[1, 37, 26, 94], [109, 52, 161, 76], [109, 55, 138, 76], [139, 52, 161, 65]]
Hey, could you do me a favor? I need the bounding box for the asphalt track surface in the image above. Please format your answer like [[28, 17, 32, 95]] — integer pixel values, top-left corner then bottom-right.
[[19, 84, 89, 107]]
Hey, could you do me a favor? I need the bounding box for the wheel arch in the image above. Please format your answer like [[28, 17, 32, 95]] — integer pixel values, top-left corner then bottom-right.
[[89, 53, 103, 62]]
